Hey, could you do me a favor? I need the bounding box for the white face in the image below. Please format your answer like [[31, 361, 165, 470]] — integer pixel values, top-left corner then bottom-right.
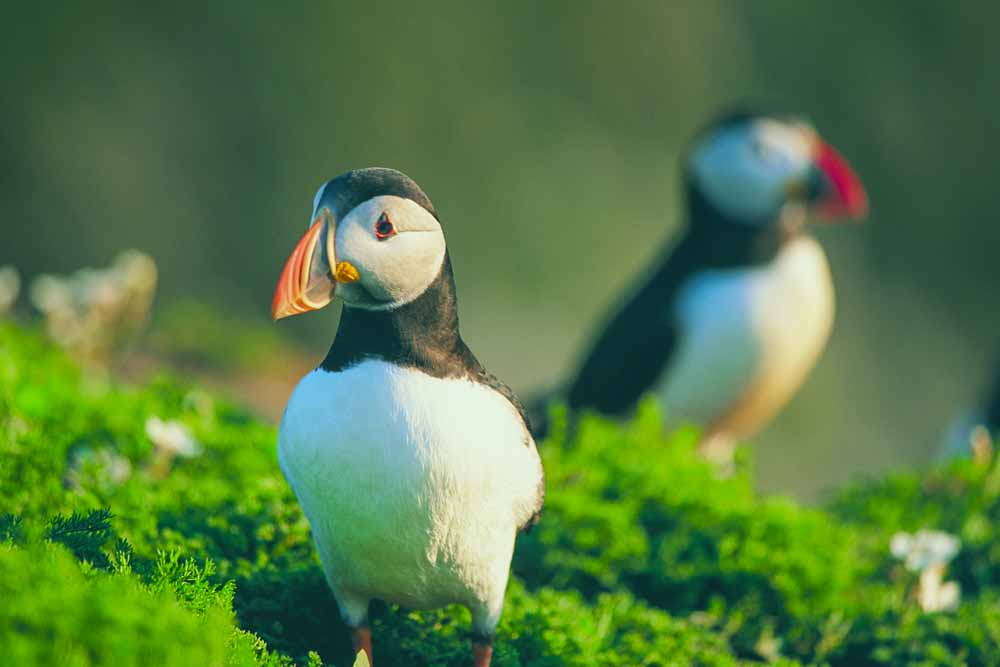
[[330, 194, 446, 310], [689, 119, 818, 224]]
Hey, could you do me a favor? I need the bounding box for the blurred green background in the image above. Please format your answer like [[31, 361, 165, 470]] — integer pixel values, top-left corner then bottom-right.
[[2, 1, 996, 498]]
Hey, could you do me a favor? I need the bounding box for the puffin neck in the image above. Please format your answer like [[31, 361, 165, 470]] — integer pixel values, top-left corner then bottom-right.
[[319, 254, 477, 377], [683, 177, 800, 268]]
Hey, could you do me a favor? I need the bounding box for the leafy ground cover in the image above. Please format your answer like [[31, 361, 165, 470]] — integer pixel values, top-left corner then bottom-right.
[[1, 321, 998, 666]]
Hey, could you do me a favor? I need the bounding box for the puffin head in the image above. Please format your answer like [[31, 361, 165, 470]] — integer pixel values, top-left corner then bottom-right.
[[686, 110, 868, 228], [272, 168, 446, 320]]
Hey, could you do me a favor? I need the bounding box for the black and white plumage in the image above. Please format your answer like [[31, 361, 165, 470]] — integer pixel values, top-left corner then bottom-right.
[[531, 112, 868, 458], [272, 168, 544, 667]]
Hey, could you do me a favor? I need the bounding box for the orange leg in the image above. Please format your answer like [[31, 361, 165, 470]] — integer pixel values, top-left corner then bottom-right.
[[472, 640, 493, 667], [352, 626, 372, 665]]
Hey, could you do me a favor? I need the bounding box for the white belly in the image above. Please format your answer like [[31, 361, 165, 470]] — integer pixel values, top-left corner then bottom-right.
[[659, 236, 835, 441], [277, 360, 541, 622]]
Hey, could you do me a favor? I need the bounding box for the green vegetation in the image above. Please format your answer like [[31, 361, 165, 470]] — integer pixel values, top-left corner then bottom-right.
[[2, 321, 998, 666]]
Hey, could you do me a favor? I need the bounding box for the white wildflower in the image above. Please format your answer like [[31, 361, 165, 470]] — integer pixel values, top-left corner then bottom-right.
[[0, 266, 20, 316], [77, 268, 124, 310], [918, 564, 961, 613], [29, 274, 74, 313], [145, 416, 202, 458], [114, 249, 158, 294], [890, 529, 961, 571], [891, 529, 962, 612], [27, 250, 157, 366]]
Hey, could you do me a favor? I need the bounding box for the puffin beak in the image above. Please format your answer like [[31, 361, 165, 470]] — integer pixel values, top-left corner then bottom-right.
[[271, 208, 360, 320], [808, 139, 868, 221]]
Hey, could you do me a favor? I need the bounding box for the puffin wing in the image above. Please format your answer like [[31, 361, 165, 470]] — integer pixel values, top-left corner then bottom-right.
[[565, 296, 679, 417], [473, 367, 545, 531], [564, 236, 702, 419]]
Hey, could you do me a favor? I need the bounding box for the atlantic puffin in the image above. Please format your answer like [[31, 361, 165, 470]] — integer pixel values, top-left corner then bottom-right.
[[273, 168, 544, 667], [531, 111, 868, 460]]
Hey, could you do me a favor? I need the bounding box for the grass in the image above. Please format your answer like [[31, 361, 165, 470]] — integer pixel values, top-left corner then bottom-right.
[[2, 321, 999, 666]]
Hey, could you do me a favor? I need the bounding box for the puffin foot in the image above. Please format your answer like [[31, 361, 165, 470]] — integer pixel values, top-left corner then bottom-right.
[[351, 626, 372, 665], [472, 640, 493, 667]]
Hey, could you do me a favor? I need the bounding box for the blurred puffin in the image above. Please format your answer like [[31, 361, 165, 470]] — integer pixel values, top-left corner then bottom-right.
[[939, 360, 1000, 460], [273, 168, 544, 667], [531, 111, 868, 460]]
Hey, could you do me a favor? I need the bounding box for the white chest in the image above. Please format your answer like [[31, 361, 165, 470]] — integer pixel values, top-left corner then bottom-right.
[[659, 236, 835, 439], [277, 361, 542, 614]]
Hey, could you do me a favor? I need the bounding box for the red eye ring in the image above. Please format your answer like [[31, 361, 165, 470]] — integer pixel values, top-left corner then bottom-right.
[[374, 212, 396, 240]]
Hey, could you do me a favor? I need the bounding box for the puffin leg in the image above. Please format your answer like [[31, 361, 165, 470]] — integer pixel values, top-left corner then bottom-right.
[[337, 592, 372, 664], [351, 625, 373, 664], [472, 637, 493, 667], [470, 588, 503, 666]]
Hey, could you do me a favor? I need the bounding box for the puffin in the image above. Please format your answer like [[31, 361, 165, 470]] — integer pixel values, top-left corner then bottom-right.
[[272, 168, 544, 667], [939, 359, 1000, 460], [530, 111, 868, 461]]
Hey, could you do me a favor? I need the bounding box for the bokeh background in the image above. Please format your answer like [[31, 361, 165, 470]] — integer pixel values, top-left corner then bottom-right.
[[3, 1, 997, 498]]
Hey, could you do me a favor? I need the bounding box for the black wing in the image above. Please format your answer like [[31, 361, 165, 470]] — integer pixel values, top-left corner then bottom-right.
[[565, 287, 678, 416], [563, 233, 705, 420]]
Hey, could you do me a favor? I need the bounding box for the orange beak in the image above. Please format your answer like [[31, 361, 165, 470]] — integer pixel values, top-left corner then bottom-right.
[[272, 208, 358, 320]]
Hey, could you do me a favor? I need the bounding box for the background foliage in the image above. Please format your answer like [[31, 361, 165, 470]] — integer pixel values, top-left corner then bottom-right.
[[1, 1, 997, 497], [3, 324, 1000, 666]]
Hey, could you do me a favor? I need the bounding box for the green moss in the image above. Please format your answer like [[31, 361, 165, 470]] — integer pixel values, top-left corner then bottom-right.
[[516, 408, 863, 658], [0, 542, 235, 667], [830, 457, 1000, 597], [3, 321, 1000, 665]]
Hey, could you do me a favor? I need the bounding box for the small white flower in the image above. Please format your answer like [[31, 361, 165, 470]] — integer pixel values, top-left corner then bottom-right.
[[114, 250, 157, 293], [891, 529, 962, 613], [29, 274, 74, 314], [890, 529, 960, 572], [27, 251, 157, 367], [889, 532, 912, 560], [0, 265, 20, 316], [76, 269, 124, 310], [145, 416, 202, 458], [918, 564, 961, 613]]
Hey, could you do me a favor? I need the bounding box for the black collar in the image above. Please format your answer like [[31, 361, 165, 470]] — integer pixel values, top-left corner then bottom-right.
[[320, 254, 479, 378], [319, 253, 533, 433], [683, 178, 799, 269]]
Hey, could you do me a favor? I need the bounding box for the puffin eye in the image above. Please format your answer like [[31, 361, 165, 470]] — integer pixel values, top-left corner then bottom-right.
[[374, 212, 396, 240]]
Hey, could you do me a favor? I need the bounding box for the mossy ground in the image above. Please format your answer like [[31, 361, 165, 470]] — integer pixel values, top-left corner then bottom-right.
[[1, 322, 998, 666]]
